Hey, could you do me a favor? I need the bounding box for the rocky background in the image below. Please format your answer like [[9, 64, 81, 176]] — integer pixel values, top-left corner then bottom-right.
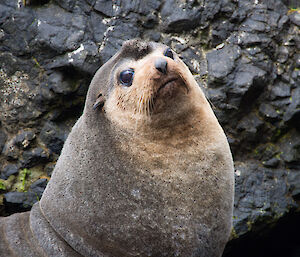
[[0, 0, 299, 256]]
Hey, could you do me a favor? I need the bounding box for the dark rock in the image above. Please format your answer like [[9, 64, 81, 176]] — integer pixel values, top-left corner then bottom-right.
[[236, 113, 264, 145], [46, 72, 79, 95], [44, 162, 55, 177], [265, 0, 287, 16], [289, 11, 300, 26], [21, 147, 50, 168], [46, 41, 101, 75], [23, 0, 50, 6], [227, 64, 266, 109], [259, 103, 280, 121], [256, 143, 281, 162], [279, 130, 300, 168], [270, 82, 291, 100], [277, 46, 289, 64], [161, 1, 201, 32], [141, 13, 158, 29], [287, 170, 300, 200], [39, 121, 69, 155], [180, 47, 206, 74], [233, 67, 262, 89], [207, 87, 226, 103], [262, 158, 280, 168], [0, 164, 19, 180], [278, 15, 289, 29], [143, 30, 161, 42], [118, 0, 161, 16], [295, 54, 300, 68], [283, 87, 300, 130], [0, 130, 36, 156], [0, 70, 44, 133], [238, 32, 271, 47], [230, 1, 248, 23], [89, 12, 107, 43], [4, 191, 40, 213], [291, 70, 300, 85], [53, 0, 76, 12], [99, 20, 141, 63], [37, 82, 57, 104], [207, 44, 241, 82], [34, 5, 87, 54], [2, 139, 20, 160], [241, 18, 267, 33], [29, 178, 48, 196], [14, 130, 35, 149], [0, 6, 36, 57], [94, 0, 114, 17], [211, 20, 235, 47], [0, 130, 7, 153], [233, 161, 295, 238]]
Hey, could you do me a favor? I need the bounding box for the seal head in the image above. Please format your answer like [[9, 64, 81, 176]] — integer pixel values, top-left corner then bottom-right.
[[39, 39, 234, 257]]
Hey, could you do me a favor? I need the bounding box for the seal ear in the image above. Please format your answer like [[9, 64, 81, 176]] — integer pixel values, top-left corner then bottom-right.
[[93, 92, 106, 110]]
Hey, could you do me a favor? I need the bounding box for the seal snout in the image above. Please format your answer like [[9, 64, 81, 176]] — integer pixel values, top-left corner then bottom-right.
[[155, 58, 168, 74]]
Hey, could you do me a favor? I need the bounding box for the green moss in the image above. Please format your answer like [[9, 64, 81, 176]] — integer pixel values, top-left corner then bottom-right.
[[246, 220, 253, 231], [288, 8, 300, 14], [0, 176, 16, 192], [253, 148, 260, 156], [259, 209, 266, 214], [13, 166, 46, 192], [230, 227, 239, 240], [274, 128, 282, 138], [19, 168, 31, 192], [32, 57, 41, 68], [275, 152, 283, 159], [0, 180, 6, 191]]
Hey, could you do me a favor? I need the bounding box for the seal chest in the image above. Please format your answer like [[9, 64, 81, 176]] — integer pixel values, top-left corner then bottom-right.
[[0, 39, 233, 257]]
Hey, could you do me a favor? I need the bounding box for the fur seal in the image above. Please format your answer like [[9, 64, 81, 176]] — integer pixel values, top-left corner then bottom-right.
[[0, 39, 234, 257]]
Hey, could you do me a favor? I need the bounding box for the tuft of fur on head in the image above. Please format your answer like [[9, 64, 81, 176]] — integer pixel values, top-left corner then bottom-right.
[[119, 39, 152, 60]]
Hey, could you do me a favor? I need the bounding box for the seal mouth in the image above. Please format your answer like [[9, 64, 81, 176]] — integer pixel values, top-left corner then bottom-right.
[[157, 78, 178, 93], [155, 76, 188, 97], [135, 75, 189, 117]]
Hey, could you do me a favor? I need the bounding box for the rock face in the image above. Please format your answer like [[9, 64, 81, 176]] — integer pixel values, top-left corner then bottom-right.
[[0, 0, 299, 256]]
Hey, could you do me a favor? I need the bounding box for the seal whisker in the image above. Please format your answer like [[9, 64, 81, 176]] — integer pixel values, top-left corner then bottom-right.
[[143, 92, 146, 116], [146, 95, 151, 117], [144, 92, 149, 117], [178, 72, 189, 94], [145, 96, 148, 117], [150, 94, 155, 113], [139, 94, 143, 115], [137, 95, 142, 114], [141, 96, 144, 114], [148, 97, 151, 117]]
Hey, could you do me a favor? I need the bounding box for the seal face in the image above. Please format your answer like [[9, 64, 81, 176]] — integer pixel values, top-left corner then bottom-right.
[[38, 39, 234, 257], [99, 41, 210, 138]]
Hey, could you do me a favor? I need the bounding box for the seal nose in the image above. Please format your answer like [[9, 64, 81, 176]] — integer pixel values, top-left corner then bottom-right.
[[155, 58, 168, 74]]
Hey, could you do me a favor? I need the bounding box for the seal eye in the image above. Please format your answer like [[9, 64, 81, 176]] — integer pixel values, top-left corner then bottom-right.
[[164, 48, 174, 59], [120, 69, 134, 86]]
